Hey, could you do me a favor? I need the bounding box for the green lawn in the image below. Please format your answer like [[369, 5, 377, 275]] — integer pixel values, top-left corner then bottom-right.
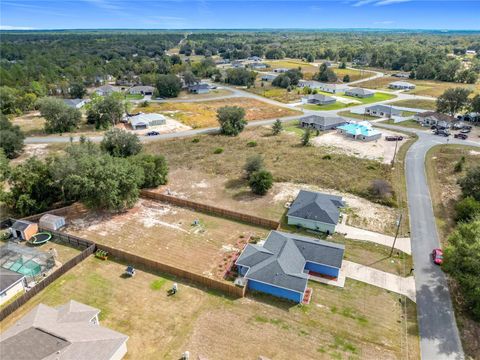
[[380, 119, 424, 129], [337, 111, 378, 120], [387, 99, 436, 110], [302, 102, 350, 111], [126, 94, 144, 100], [341, 92, 397, 104]]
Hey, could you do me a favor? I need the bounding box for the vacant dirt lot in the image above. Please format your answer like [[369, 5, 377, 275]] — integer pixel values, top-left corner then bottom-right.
[[311, 129, 410, 164], [11, 111, 46, 135], [144, 126, 393, 206], [155, 169, 399, 236], [138, 97, 301, 128], [61, 199, 267, 279], [0, 257, 419, 360]]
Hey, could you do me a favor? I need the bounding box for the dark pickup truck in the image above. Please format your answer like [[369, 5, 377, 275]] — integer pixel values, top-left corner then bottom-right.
[[454, 133, 468, 140], [385, 135, 404, 141]]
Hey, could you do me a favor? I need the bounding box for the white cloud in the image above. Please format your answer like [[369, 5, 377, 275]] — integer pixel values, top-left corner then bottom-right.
[[0, 25, 35, 30], [375, 0, 411, 5], [353, 0, 411, 6]]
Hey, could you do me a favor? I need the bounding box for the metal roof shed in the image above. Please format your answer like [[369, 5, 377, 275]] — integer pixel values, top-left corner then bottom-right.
[[39, 214, 66, 231]]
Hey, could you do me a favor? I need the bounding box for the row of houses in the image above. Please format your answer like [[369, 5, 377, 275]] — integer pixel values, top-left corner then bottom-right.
[[235, 190, 346, 303]]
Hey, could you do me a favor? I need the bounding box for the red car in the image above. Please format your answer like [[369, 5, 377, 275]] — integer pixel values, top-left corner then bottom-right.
[[431, 248, 444, 265]]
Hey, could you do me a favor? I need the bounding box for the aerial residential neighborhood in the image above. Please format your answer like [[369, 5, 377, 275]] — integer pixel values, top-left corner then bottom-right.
[[0, 1, 479, 360]]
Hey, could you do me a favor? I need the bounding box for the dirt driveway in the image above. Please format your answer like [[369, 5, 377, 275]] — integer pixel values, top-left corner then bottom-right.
[[312, 129, 409, 164]]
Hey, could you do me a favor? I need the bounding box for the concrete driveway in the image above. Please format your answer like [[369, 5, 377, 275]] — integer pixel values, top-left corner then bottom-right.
[[342, 260, 416, 302]]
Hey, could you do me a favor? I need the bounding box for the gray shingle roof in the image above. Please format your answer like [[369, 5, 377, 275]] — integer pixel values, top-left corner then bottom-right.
[[0, 268, 25, 292], [300, 115, 346, 127], [415, 111, 455, 122], [11, 220, 33, 232], [0, 301, 128, 360], [365, 104, 402, 116], [306, 94, 336, 102], [287, 190, 344, 225], [236, 231, 345, 293], [345, 88, 374, 96], [63, 99, 84, 107]]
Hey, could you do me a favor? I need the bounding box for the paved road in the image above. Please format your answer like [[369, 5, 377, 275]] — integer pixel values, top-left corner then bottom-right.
[[378, 124, 478, 360]]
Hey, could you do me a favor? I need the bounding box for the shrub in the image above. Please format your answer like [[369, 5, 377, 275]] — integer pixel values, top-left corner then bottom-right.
[[217, 106, 247, 136], [131, 154, 168, 188], [272, 119, 283, 135], [368, 179, 394, 201], [214, 147, 224, 154], [100, 128, 142, 158], [301, 128, 311, 146], [455, 197, 480, 223], [322, 154, 332, 160], [458, 166, 480, 201], [244, 154, 264, 177], [0, 115, 25, 158], [249, 170, 273, 195], [247, 141, 257, 147], [454, 156, 465, 173], [192, 138, 200, 143]]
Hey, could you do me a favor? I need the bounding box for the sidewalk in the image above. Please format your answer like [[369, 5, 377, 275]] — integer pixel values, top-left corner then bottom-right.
[[337, 217, 411, 254]]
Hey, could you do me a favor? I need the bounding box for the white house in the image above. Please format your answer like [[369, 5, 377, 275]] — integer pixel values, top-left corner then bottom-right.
[[0, 268, 26, 306], [389, 81, 416, 90], [129, 113, 167, 130], [414, 111, 455, 127], [128, 85, 155, 95], [63, 98, 87, 109]]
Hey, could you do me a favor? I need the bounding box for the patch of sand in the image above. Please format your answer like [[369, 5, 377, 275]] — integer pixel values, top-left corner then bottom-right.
[[130, 118, 191, 136], [312, 129, 408, 164]]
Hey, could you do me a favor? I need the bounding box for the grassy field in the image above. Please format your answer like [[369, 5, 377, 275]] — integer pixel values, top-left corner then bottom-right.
[[343, 92, 396, 104], [381, 119, 425, 130], [424, 144, 480, 358], [337, 111, 378, 120], [334, 68, 374, 82], [174, 88, 233, 100], [61, 200, 268, 280], [355, 76, 480, 97], [246, 80, 304, 103], [264, 59, 318, 75], [137, 97, 300, 128], [302, 102, 349, 111], [11, 111, 100, 136], [388, 99, 437, 110], [144, 126, 393, 202], [0, 256, 420, 359], [126, 94, 144, 100]]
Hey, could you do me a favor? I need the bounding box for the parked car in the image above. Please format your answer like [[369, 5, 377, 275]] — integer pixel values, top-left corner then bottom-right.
[[434, 129, 450, 137], [146, 131, 159, 136], [431, 248, 444, 265], [454, 133, 468, 140], [385, 135, 404, 141], [460, 128, 471, 134]]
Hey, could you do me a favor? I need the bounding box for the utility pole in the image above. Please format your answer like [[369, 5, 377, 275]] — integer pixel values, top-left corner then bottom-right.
[[390, 212, 403, 257], [392, 136, 399, 166]]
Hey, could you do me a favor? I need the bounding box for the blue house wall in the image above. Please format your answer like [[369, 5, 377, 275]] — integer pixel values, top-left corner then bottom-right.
[[304, 262, 340, 278], [247, 279, 303, 303]]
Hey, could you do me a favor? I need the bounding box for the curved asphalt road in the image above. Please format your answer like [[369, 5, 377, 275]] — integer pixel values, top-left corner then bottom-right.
[[377, 124, 479, 360]]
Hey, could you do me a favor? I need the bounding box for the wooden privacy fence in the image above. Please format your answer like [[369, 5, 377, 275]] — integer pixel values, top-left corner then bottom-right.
[[0, 244, 96, 321], [21, 203, 81, 222], [97, 244, 246, 299], [141, 190, 280, 230]]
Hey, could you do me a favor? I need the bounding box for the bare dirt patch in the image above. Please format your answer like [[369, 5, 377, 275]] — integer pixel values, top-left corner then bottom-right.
[[137, 97, 301, 128], [62, 199, 268, 280], [312, 129, 409, 164]]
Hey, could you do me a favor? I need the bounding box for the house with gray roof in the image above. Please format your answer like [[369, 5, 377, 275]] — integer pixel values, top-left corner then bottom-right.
[[414, 111, 455, 127], [273, 68, 289, 73], [344, 88, 374, 98], [389, 81, 415, 90], [287, 190, 344, 234], [365, 104, 402, 118], [299, 115, 346, 131], [235, 231, 345, 303], [188, 83, 210, 94], [261, 74, 277, 82], [0, 268, 26, 306], [0, 300, 128, 360], [95, 85, 118, 96], [128, 85, 155, 95], [63, 98, 87, 109], [129, 113, 166, 130], [302, 94, 336, 105]]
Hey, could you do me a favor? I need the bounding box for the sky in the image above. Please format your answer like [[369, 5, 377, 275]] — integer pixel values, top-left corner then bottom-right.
[[1, 0, 480, 31]]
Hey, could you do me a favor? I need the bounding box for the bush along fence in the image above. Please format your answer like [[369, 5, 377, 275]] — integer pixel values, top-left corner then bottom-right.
[[0, 243, 96, 321], [141, 190, 280, 230], [97, 244, 246, 299], [21, 202, 82, 222]]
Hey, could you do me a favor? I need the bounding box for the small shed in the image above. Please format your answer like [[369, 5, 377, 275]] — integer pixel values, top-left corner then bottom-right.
[[9, 220, 38, 241], [39, 214, 66, 231]]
